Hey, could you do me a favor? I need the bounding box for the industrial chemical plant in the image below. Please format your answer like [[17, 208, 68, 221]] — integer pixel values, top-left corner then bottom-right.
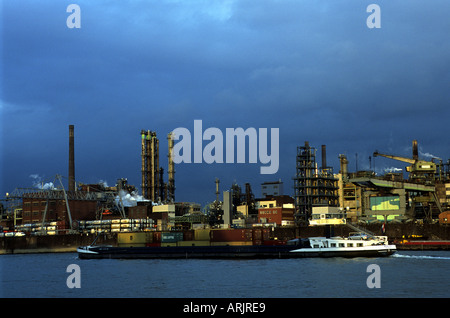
[[1, 125, 449, 252]]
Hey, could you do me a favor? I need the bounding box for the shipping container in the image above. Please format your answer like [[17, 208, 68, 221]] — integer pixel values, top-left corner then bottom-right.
[[118, 243, 146, 247], [146, 242, 161, 247], [117, 232, 153, 245], [252, 228, 262, 241], [263, 240, 286, 246], [262, 228, 271, 241], [194, 229, 211, 241], [210, 229, 252, 242], [178, 240, 211, 247], [183, 230, 194, 241], [210, 241, 253, 246], [161, 242, 177, 247], [161, 232, 184, 243], [153, 231, 162, 243]]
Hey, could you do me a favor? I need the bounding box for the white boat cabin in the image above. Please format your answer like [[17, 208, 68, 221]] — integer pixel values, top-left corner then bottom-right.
[[308, 234, 389, 249], [309, 206, 346, 226]]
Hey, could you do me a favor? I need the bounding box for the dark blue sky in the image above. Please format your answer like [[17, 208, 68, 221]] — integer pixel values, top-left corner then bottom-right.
[[1, 0, 449, 206]]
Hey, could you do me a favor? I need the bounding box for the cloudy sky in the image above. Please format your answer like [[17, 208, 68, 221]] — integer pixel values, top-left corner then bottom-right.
[[1, 0, 449, 205]]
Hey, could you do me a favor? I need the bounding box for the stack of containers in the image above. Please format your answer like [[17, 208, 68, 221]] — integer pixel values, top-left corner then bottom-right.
[[178, 229, 211, 246], [251, 228, 272, 245], [117, 232, 153, 247], [148, 231, 161, 247], [210, 229, 253, 246], [161, 232, 184, 246]]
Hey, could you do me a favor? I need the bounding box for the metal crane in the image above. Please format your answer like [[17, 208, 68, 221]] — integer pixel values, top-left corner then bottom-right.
[[373, 140, 436, 182], [373, 140, 442, 221]]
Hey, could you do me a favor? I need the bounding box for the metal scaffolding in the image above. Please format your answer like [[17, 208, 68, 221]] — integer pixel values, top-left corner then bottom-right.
[[141, 130, 160, 201], [141, 130, 175, 203], [167, 132, 175, 202], [293, 142, 339, 223]]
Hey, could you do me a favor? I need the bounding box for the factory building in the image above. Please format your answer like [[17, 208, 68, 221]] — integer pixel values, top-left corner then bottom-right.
[[261, 180, 283, 197], [291, 139, 449, 226], [22, 196, 97, 226], [336, 140, 449, 224], [256, 195, 295, 226], [2, 122, 450, 239]]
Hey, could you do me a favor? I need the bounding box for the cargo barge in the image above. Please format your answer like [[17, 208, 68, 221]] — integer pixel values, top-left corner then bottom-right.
[[77, 233, 396, 259], [78, 244, 301, 259], [395, 240, 450, 250]]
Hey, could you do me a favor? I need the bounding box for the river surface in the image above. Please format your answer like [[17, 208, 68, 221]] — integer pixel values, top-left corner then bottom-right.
[[0, 250, 449, 298]]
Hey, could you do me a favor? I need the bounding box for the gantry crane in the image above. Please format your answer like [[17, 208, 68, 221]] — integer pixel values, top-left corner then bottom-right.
[[373, 140, 436, 182], [373, 140, 442, 221]]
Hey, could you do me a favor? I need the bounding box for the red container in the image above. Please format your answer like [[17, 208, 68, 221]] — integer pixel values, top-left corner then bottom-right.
[[183, 230, 194, 241], [153, 231, 161, 243], [210, 229, 253, 242], [253, 240, 262, 246], [262, 229, 271, 241], [252, 228, 262, 241], [146, 242, 161, 247]]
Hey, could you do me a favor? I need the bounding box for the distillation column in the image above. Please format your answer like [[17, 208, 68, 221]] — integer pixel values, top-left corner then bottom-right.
[[141, 130, 160, 201], [167, 132, 175, 202]]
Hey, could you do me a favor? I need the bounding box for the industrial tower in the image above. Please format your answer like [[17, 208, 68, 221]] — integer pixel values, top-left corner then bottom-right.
[[140, 130, 175, 203], [141, 130, 159, 201], [293, 142, 339, 223]]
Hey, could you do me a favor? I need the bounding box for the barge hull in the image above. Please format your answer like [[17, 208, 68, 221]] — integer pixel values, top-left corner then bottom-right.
[[77, 245, 396, 259], [78, 245, 300, 259]]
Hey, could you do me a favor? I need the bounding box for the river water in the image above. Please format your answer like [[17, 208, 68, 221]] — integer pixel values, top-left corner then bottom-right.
[[0, 250, 449, 299]]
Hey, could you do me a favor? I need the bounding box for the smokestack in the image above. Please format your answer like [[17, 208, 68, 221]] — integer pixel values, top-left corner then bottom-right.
[[321, 145, 327, 169], [215, 178, 220, 202], [167, 132, 175, 202], [141, 130, 147, 198], [412, 140, 418, 161], [69, 125, 75, 192], [339, 154, 348, 182], [223, 191, 232, 227]]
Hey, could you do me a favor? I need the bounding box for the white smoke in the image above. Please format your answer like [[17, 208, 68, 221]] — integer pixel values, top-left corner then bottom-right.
[[115, 189, 150, 207], [384, 167, 402, 173], [98, 180, 109, 188], [29, 174, 56, 190], [419, 150, 441, 161]]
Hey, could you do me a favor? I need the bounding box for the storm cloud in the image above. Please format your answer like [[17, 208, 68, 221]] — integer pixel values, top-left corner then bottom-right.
[[1, 0, 449, 205]]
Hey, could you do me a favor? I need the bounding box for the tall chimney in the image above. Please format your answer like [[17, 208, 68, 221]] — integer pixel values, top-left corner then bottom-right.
[[321, 145, 327, 169], [412, 140, 418, 161], [223, 191, 232, 227], [69, 125, 75, 192], [215, 178, 220, 202], [339, 154, 349, 182], [167, 132, 175, 202]]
